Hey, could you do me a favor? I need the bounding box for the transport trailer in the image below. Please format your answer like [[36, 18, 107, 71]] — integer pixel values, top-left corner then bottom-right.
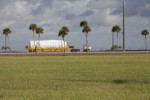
[[25, 40, 73, 52]]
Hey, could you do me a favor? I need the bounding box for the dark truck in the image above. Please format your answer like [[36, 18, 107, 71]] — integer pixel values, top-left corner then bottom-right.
[[69, 46, 80, 52]]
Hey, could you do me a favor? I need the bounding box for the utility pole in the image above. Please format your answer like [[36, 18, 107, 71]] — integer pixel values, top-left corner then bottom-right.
[[123, 0, 125, 52]]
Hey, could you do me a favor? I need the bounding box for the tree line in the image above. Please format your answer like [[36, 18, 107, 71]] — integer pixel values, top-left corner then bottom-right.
[[1, 21, 149, 53], [111, 25, 149, 51]]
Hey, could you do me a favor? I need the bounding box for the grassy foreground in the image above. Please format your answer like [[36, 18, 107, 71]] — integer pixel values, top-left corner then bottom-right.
[[0, 55, 150, 100]]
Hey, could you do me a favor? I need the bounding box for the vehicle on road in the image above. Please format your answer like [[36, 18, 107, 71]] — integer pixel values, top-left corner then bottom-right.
[[26, 40, 72, 52], [83, 46, 92, 52]]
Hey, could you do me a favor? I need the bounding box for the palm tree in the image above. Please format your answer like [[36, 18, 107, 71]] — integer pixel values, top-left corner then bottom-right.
[[29, 24, 37, 47], [36, 27, 44, 40], [141, 29, 149, 51], [82, 25, 91, 52], [58, 26, 69, 54], [2, 28, 12, 52], [113, 25, 121, 50], [80, 21, 91, 52], [111, 26, 115, 49]]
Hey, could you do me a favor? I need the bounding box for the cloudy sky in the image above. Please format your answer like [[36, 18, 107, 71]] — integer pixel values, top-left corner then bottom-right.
[[0, 0, 150, 51]]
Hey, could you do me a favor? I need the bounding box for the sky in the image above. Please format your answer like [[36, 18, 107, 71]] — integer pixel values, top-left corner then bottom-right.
[[0, 0, 150, 51]]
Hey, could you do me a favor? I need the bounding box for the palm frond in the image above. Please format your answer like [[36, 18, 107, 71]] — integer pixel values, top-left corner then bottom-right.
[[3, 28, 12, 35], [80, 21, 88, 27], [36, 27, 44, 34], [141, 29, 149, 36], [82, 25, 91, 33], [29, 24, 37, 31], [58, 26, 69, 38]]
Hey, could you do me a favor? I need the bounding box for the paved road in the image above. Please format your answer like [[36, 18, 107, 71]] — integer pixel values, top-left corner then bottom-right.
[[0, 51, 150, 56]]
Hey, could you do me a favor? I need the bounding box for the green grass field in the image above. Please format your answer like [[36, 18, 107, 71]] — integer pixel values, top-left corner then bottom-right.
[[0, 55, 150, 100]]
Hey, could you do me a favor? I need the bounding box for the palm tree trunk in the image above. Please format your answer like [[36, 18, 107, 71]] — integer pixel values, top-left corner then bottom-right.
[[33, 30, 36, 52], [145, 35, 148, 51], [112, 32, 114, 46], [63, 37, 65, 55], [112, 32, 114, 51], [117, 33, 118, 51], [86, 33, 89, 53], [7, 36, 11, 52], [38, 34, 40, 40], [61, 40, 63, 52], [5, 35, 6, 52]]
